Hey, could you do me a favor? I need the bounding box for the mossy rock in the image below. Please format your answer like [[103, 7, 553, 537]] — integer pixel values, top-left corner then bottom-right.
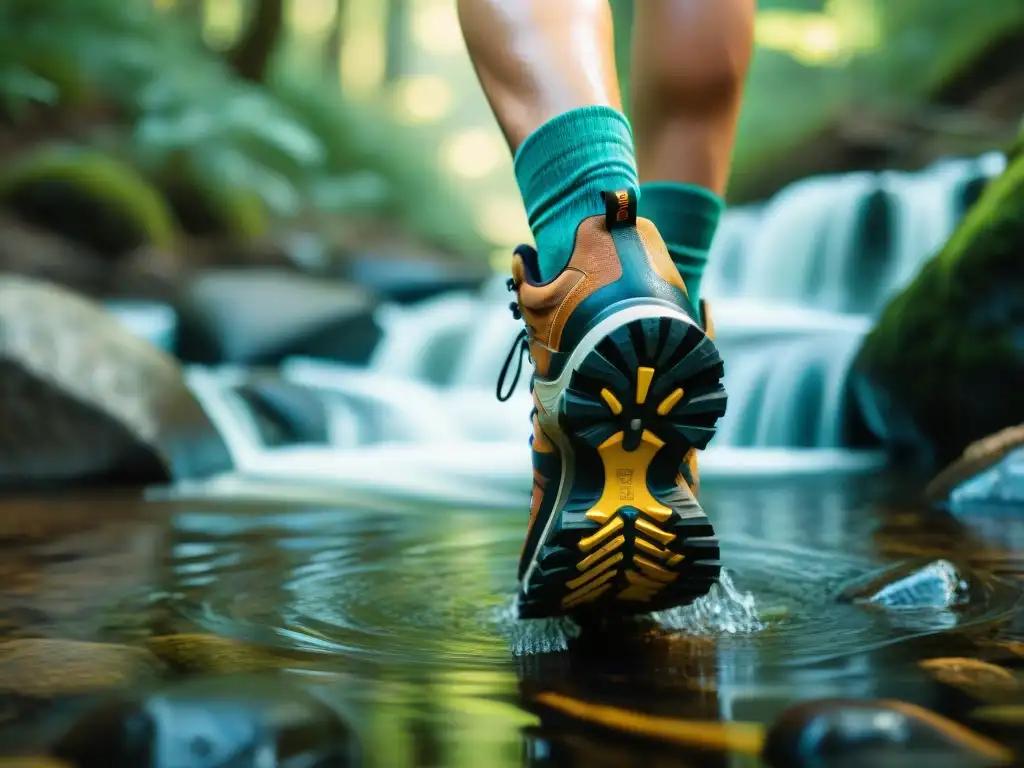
[[156, 164, 268, 241], [145, 634, 287, 676], [0, 639, 161, 699], [852, 141, 1024, 468], [0, 146, 176, 257]]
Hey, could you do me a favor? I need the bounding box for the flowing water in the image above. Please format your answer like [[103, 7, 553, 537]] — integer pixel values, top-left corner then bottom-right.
[[342, 152, 1006, 450], [172, 153, 1007, 504], [3, 476, 1024, 766]]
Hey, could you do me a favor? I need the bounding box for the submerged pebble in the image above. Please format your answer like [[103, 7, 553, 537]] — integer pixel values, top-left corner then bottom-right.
[[0, 639, 160, 699], [837, 559, 970, 609], [51, 676, 359, 768], [764, 698, 1012, 767]]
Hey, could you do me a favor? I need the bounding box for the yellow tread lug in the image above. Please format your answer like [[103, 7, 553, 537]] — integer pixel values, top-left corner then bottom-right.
[[656, 388, 685, 416], [566, 552, 623, 591], [577, 535, 625, 571], [600, 388, 623, 415], [635, 518, 675, 545], [636, 367, 655, 404], [578, 516, 624, 552]]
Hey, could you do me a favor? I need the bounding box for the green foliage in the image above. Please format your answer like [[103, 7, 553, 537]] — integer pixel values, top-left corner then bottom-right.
[[268, 71, 488, 256], [0, 0, 484, 256]]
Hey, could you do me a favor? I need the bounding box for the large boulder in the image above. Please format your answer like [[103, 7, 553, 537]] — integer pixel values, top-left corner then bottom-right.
[[852, 143, 1024, 468], [0, 276, 233, 490]]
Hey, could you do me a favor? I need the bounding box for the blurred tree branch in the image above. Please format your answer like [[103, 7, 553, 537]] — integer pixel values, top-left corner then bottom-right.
[[228, 0, 284, 82], [323, 0, 347, 81], [384, 0, 409, 83]]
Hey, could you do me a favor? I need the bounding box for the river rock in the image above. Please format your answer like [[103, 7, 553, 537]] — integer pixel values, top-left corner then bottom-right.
[[52, 677, 358, 768], [763, 698, 1012, 767], [0, 640, 160, 699], [233, 378, 330, 446], [144, 634, 287, 676], [0, 276, 234, 490], [837, 559, 969, 609], [174, 268, 382, 365], [337, 252, 490, 305], [852, 141, 1024, 469], [926, 426, 1024, 509]]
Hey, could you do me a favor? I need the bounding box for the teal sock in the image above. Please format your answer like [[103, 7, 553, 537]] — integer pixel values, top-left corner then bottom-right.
[[639, 182, 724, 322], [514, 106, 639, 280]]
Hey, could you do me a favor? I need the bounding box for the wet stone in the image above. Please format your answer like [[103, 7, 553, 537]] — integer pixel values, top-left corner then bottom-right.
[[145, 634, 288, 677], [52, 677, 359, 768], [920, 658, 1018, 695], [950, 446, 1024, 509], [0, 640, 161, 699], [763, 698, 1013, 768], [837, 559, 969, 609], [0, 275, 233, 489]]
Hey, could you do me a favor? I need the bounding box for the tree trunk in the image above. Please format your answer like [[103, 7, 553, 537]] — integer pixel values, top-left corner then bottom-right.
[[323, 0, 347, 80], [228, 0, 285, 83], [384, 0, 410, 83]]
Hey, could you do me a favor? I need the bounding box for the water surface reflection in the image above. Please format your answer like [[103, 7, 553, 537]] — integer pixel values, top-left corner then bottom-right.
[[1, 474, 1023, 766]]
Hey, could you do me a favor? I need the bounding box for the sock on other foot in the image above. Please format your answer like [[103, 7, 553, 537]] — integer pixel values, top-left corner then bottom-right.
[[514, 106, 639, 281], [638, 182, 724, 323]]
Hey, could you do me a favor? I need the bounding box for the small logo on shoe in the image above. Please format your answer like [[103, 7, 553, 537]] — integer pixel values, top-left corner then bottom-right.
[[617, 469, 634, 500], [603, 188, 637, 229]]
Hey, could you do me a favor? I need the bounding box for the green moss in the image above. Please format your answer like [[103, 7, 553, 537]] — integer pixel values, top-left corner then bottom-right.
[[855, 148, 1024, 465], [155, 159, 269, 241], [0, 145, 177, 252]]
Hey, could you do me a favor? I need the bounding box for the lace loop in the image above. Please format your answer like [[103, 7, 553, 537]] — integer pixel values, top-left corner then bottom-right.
[[496, 328, 530, 402]]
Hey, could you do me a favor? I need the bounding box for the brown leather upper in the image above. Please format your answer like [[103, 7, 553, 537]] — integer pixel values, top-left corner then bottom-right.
[[510, 215, 685, 376]]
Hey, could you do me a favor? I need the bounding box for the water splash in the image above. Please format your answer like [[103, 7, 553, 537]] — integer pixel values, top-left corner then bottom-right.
[[653, 569, 765, 635], [493, 570, 763, 657]]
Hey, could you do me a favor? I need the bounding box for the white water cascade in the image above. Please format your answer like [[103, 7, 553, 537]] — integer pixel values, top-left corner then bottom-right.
[[176, 153, 1007, 505]]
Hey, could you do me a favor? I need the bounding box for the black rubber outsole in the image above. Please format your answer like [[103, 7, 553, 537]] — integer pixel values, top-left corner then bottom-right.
[[518, 315, 727, 620]]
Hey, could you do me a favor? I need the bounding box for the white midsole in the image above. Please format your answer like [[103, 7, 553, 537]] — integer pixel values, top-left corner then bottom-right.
[[522, 303, 698, 595]]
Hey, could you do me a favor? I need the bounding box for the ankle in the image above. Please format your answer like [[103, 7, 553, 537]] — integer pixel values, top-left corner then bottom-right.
[[514, 106, 639, 280]]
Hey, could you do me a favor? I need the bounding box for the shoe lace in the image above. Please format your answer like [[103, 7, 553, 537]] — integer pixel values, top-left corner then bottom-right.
[[496, 275, 532, 402]]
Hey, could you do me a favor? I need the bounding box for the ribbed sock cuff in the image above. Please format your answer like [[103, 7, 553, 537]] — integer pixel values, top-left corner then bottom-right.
[[514, 106, 639, 279]]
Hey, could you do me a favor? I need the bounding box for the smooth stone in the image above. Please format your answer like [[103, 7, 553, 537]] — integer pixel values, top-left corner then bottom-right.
[[837, 559, 969, 609], [52, 677, 358, 768], [232, 378, 330, 446], [144, 635, 288, 676], [0, 276, 233, 490], [0, 640, 160, 699], [174, 268, 381, 366], [764, 698, 1012, 767], [920, 658, 1018, 702], [926, 426, 1024, 507], [338, 253, 490, 305], [951, 446, 1024, 508]]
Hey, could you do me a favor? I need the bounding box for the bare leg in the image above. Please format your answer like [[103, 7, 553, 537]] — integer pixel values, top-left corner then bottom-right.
[[456, 0, 622, 151], [466, 0, 732, 621], [630, 0, 756, 194]]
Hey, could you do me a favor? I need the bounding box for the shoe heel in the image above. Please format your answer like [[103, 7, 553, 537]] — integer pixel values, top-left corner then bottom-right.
[[519, 315, 726, 618]]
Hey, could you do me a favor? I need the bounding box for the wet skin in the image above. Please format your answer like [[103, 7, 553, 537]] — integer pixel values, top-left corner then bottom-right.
[[1, 475, 1024, 766]]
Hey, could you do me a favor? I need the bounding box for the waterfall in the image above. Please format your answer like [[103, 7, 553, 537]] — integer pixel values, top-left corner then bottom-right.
[[166, 152, 1007, 501], [291, 152, 1004, 448]]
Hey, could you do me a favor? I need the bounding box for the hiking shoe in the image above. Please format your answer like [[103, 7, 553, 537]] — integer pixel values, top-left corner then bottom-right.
[[496, 188, 727, 620]]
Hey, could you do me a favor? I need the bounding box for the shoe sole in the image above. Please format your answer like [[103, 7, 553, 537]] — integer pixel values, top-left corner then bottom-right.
[[519, 303, 727, 620]]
